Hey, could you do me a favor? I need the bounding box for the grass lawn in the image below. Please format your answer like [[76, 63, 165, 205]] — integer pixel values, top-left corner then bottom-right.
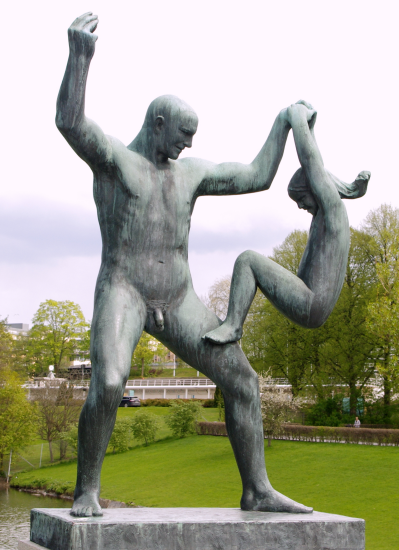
[[13, 435, 398, 550], [6, 407, 221, 472]]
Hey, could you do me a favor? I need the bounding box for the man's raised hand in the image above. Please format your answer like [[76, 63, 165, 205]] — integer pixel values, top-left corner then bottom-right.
[[68, 13, 99, 59]]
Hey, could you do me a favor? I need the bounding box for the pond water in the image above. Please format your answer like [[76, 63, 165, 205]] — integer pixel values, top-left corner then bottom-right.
[[0, 487, 71, 550]]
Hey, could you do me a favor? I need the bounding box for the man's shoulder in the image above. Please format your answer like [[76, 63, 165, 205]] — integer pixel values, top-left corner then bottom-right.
[[106, 137, 147, 168], [177, 157, 215, 179]]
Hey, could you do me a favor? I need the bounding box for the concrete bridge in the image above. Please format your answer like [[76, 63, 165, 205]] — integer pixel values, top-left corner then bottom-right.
[[124, 378, 216, 400]]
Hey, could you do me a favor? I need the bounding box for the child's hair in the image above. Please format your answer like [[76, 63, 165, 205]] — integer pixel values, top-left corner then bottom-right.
[[288, 168, 370, 201]]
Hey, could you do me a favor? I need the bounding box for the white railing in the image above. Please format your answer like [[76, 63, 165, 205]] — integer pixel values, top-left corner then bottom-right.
[[125, 378, 215, 387]]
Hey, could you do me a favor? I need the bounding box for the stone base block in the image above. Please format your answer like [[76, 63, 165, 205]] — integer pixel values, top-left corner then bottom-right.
[[26, 507, 365, 550], [18, 542, 45, 550]]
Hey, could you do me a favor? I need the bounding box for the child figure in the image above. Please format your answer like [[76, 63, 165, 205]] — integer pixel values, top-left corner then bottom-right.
[[204, 102, 370, 344]]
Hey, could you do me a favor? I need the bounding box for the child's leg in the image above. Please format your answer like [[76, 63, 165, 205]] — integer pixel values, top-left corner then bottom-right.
[[204, 250, 313, 344]]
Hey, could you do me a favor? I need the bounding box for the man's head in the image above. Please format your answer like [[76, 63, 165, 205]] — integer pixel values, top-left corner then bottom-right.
[[288, 168, 318, 216], [143, 95, 198, 160]]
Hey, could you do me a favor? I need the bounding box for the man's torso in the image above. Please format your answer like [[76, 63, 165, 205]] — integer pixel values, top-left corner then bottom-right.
[[93, 137, 203, 303]]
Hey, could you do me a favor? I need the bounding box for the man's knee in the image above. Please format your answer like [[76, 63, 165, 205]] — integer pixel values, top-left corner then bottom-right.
[[220, 362, 259, 403], [89, 368, 127, 406]]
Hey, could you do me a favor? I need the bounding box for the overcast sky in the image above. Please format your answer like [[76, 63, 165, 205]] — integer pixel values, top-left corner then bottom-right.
[[1, 0, 398, 325]]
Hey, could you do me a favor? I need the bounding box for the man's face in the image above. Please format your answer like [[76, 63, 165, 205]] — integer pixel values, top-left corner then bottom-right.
[[161, 111, 198, 160]]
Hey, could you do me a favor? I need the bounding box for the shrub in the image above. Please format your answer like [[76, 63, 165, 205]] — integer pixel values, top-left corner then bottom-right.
[[362, 400, 399, 427], [140, 399, 171, 407], [165, 400, 201, 438], [259, 374, 303, 446], [130, 410, 161, 446], [148, 368, 164, 377], [108, 418, 131, 454], [202, 400, 216, 408], [305, 395, 344, 427]]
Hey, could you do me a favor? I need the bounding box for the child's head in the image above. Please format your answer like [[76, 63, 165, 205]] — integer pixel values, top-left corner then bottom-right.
[[288, 168, 371, 215], [288, 169, 318, 215]]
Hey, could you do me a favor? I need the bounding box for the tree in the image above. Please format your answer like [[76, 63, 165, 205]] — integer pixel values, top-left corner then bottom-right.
[[202, 276, 231, 320], [132, 332, 160, 377], [311, 228, 377, 412], [213, 386, 225, 421], [0, 371, 37, 473], [108, 418, 131, 453], [242, 230, 315, 395], [259, 373, 302, 446], [130, 410, 161, 446], [0, 319, 14, 374], [165, 400, 201, 437], [361, 205, 399, 419], [36, 381, 82, 462], [27, 300, 90, 375], [59, 424, 79, 454], [241, 226, 379, 412]]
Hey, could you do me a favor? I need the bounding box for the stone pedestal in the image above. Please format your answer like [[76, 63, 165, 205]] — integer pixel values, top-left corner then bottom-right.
[[19, 507, 365, 550]]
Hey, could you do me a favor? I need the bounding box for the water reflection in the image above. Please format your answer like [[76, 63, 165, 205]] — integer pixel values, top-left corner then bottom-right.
[[0, 487, 70, 550]]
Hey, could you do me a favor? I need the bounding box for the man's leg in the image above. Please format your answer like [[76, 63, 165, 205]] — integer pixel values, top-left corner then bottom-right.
[[71, 280, 146, 517], [158, 289, 312, 513]]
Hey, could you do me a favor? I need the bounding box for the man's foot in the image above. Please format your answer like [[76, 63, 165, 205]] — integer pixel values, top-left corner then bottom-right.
[[241, 488, 313, 514], [203, 323, 242, 344], [70, 493, 103, 517]]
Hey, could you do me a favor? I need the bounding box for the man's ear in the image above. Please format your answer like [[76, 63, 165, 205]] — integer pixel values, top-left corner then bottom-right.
[[154, 116, 165, 134]]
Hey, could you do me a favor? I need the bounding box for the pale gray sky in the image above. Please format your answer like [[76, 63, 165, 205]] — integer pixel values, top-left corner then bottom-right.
[[1, 0, 398, 324]]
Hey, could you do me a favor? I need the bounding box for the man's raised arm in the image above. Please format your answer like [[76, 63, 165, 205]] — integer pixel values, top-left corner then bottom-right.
[[196, 103, 314, 196], [56, 13, 112, 169]]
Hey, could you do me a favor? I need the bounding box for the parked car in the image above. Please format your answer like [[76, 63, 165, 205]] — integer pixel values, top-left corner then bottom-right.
[[119, 396, 141, 407]]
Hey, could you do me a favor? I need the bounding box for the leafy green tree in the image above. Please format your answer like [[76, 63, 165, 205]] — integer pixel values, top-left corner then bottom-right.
[[108, 418, 131, 453], [165, 400, 201, 438], [132, 332, 160, 377], [0, 319, 14, 374], [242, 230, 315, 395], [36, 381, 82, 461], [130, 410, 161, 446], [316, 228, 377, 413], [213, 386, 225, 421], [242, 227, 378, 411], [361, 205, 399, 419], [26, 300, 90, 375], [0, 371, 37, 473]]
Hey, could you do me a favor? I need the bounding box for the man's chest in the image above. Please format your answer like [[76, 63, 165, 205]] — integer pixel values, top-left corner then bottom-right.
[[115, 159, 196, 218]]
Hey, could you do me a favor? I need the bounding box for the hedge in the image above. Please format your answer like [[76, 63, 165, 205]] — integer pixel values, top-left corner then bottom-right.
[[196, 422, 399, 445], [197, 421, 228, 436], [140, 399, 207, 407], [281, 424, 399, 445]]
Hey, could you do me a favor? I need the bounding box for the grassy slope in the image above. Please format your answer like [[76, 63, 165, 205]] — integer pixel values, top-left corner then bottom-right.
[[13, 434, 398, 550]]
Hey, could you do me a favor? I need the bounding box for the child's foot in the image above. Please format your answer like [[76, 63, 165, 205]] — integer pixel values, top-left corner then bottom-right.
[[203, 323, 242, 344]]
